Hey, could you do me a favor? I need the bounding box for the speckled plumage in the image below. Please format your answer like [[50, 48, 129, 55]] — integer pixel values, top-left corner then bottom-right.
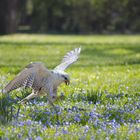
[[3, 48, 81, 104]]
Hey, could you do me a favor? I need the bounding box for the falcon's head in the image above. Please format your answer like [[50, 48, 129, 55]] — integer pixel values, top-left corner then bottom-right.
[[62, 74, 70, 85], [54, 47, 81, 86]]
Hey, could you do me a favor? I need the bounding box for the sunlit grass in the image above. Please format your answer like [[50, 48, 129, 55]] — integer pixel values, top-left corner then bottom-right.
[[0, 34, 140, 44], [0, 34, 140, 139]]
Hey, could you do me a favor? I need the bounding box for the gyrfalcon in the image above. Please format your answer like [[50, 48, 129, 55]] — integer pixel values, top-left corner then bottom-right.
[[2, 48, 81, 105]]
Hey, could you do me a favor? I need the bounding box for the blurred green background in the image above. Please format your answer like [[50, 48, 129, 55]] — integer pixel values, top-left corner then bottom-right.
[[0, 0, 140, 34], [0, 1, 140, 139]]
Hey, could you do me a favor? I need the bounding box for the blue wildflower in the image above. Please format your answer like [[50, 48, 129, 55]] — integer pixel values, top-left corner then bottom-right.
[[26, 120, 32, 126], [72, 106, 77, 111], [18, 134, 22, 139], [54, 132, 59, 136], [35, 136, 42, 140], [38, 102, 45, 106], [19, 121, 24, 126], [74, 114, 81, 122], [88, 101, 93, 104], [84, 125, 89, 133], [44, 111, 50, 115], [62, 128, 68, 134], [89, 112, 94, 117]]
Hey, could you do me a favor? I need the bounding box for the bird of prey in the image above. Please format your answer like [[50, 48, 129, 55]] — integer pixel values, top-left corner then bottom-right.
[[2, 48, 81, 105]]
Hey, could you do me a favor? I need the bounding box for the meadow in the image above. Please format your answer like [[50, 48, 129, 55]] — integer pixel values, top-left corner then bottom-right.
[[0, 34, 140, 140]]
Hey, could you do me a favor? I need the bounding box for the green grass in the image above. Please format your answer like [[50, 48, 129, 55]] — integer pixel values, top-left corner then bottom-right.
[[0, 34, 140, 140]]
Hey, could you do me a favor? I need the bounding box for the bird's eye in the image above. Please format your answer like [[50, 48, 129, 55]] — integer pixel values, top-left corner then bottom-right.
[[64, 77, 67, 80], [62, 75, 67, 80]]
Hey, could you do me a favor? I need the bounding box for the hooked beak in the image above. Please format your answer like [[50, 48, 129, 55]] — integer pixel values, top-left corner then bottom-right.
[[65, 79, 70, 85]]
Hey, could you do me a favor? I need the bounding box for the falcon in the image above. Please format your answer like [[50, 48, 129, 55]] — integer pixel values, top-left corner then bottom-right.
[[2, 48, 81, 105]]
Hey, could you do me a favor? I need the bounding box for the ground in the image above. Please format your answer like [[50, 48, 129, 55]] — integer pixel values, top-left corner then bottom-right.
[[0, 34, 140, 139]]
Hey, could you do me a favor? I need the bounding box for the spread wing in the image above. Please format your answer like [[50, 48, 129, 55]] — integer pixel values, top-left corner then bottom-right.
[[2, 62, 50, 93], [54, 48, 81, 71]]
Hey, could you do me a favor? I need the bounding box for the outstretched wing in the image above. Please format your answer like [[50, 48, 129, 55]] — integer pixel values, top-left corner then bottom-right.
[[54, 48, 81, 71], [2, 62, 50, 93]]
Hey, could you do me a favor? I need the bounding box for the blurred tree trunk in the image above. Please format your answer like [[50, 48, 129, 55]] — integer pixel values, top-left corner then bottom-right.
[[0, 0, 18, 34]]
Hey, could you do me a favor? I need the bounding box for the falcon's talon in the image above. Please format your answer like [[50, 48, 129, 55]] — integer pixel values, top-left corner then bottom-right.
[[2, 48, 81, 106]]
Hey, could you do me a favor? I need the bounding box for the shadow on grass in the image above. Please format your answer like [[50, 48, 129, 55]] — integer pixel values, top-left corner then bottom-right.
[[1, 40, 140, 46], [0, 41, 140, 68]]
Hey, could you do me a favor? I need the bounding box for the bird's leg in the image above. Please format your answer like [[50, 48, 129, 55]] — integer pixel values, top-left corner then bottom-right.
[[47, 88, 55, 107], [18, 92, 37, 104], [47, 97, 55, 107]]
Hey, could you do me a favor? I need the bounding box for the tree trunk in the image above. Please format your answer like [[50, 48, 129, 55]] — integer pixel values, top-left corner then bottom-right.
[[0, 0, 18, 34]]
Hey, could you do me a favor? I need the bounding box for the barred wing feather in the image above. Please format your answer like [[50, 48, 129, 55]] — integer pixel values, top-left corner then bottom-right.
[[54, 48, 81, 71], [2, 62, 48, 93]]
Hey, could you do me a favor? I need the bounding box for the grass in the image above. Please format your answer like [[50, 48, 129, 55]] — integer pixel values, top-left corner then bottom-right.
[[0, 34, 140, 140]]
